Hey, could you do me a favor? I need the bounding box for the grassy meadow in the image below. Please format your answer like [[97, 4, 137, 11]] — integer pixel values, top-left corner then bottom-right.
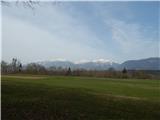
[[1, 75, 160, 120]]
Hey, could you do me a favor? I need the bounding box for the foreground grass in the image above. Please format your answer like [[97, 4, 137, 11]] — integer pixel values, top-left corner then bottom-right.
[[2, 75, 160, 120]]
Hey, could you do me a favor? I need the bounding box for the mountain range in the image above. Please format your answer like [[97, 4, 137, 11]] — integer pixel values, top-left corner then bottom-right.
[[38, 57, 160, 70]]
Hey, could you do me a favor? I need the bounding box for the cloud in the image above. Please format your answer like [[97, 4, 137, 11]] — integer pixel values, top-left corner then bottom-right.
[[2, 2, 159, 63], [2, 4, 113, 63], [92, 3, 159, 60], [107, 19, 158, 57]]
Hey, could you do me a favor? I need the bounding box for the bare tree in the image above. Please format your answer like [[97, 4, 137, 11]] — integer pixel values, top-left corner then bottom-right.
[[1, 0, 39, 9], [1, 60, 8, 74], [25, 63, 46, 74], [1, 0, 62, 9], [11, 58, 17, 72]]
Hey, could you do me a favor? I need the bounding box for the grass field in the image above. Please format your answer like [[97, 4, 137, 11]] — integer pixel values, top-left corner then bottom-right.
[[2, 75, 160, 120]]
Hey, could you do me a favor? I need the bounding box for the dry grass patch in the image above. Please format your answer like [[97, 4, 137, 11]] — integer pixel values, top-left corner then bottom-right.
[[2, 75, 46, 80]]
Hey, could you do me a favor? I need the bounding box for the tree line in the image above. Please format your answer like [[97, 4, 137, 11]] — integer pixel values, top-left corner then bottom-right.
[[1, 58, 157, 79]]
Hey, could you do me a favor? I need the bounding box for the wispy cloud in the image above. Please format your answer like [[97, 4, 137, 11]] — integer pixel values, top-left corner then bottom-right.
[[2, 2, 159, 63], [108, 19, 158, 54], [92, 2, 159, 61], [2, 3, 113, 63]]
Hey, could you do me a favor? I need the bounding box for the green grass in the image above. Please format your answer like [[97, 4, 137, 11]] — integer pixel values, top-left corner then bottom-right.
[[2, 75, 160, 120]]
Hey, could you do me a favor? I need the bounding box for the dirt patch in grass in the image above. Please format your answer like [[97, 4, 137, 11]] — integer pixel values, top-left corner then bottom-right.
[[2, 75, 46, 80], [90, 92, 146, 101]]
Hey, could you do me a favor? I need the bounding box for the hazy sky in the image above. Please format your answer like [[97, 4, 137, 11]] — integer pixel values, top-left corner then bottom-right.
[[2, 1, 159, 63]]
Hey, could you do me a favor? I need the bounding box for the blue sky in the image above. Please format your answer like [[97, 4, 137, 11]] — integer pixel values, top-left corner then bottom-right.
[[2, 1, 159, 63]]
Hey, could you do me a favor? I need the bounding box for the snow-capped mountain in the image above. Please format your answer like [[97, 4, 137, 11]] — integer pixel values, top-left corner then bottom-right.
[[37, 57, 160, 70], [38, 59, 119, 70], [75, 59, 112, 64], [75, 59, 118, 70]]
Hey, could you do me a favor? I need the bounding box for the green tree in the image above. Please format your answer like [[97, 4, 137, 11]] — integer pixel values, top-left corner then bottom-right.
[[19, 63, 22, 72], [66, 67, 71, 76], [122, 67, 127, 74]]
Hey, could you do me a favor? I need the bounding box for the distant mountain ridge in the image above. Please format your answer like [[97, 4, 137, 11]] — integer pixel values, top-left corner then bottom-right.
[[119, 57, 160, 70], [38, 57, 160, 70]]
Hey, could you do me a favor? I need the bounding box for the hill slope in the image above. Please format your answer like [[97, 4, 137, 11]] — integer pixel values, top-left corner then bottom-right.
[[120, 57, 160, 70]]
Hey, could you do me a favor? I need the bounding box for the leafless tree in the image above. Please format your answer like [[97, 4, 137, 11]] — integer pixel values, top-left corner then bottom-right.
[[1, 0, 62, 9]]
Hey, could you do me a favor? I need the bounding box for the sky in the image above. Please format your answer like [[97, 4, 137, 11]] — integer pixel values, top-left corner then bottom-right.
[[1, 1, 160, 63]]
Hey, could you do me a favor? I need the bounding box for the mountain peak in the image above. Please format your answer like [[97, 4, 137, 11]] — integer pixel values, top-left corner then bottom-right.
[[75, 59, 112, 64], [92, 59, 111, 63]]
